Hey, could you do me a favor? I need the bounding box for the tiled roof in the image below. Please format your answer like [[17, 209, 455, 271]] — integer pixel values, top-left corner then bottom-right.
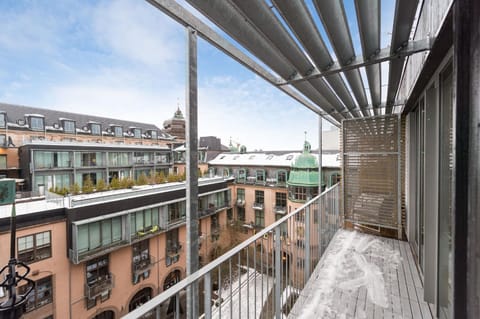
[[0, 102, 173, 139]]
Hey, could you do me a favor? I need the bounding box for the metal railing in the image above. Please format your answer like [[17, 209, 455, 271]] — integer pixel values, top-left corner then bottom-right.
[[122, 183, 341, 319]]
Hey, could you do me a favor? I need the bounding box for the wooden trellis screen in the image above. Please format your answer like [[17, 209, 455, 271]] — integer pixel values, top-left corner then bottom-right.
[[342, 115, 402, 238]]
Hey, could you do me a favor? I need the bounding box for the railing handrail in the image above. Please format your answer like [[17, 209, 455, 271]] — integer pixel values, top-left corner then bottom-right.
[[122, 183, 339, 319]]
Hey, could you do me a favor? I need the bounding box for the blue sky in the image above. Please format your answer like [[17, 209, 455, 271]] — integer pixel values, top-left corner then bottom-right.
[[0, 0, 395, 151]]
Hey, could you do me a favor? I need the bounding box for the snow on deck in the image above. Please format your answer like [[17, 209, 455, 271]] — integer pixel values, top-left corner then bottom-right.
[[211, 267, 274, 319], [288, 229, 433, 319]]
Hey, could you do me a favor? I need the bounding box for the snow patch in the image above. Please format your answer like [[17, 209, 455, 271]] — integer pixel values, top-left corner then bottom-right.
[[296, 230, 402, 318]]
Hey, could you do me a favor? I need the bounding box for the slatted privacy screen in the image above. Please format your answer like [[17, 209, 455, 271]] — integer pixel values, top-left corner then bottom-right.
[[342, 115, 401, 236]]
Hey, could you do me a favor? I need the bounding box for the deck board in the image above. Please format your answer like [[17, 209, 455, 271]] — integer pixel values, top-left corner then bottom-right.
[[288, 229, 434, 319]]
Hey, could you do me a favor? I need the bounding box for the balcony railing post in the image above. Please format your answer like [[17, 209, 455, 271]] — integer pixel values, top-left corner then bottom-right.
[[204, 272, 211, 319], [186, 25, 199, 319], [275, 226, 282, 319], [317, 197, 322, 258], [305, 205, 311, 278]]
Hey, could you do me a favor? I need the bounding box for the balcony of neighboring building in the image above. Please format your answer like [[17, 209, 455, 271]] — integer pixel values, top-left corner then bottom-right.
[[85, 273, 114, 300]]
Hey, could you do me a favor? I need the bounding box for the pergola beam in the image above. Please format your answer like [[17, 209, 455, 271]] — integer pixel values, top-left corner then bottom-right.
[[278, 38, 433, 86], [145, 0, 340, 126]]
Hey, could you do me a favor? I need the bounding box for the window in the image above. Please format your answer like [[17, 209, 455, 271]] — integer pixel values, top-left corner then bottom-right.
[[63, 120, 75, 133], [77, 152, 103, 167], [236, 168, 246, 182], [237, 188, 245, 201], [237, 207, 245, 221], [277, 170, 287, 183], [276, 213, 288, 237], [132, 240, 150, 284], [255, 210, 264, 227], [77, 217, 122, 255], [108, 152, 130, 166], [133, 128, 141, 139], [289, 186, 307, 201], [17, 231, 51, 263], [0, 113, 5, 128], [30, 117, 44, 131], [256, 169, 265, 183], [150, 130, 157, 139], [223, 168, 230, 177], [255, 190, 264, 204], [166, 229, 180, 266], [90, 123, 101, 136], [34, 151, 71, 169], [86, 256, 111, 308], [0, 134, 5, 147], [130, 208, 159, 237], [19, 276, 53, 312], [0, 155, 6, 169], [275, 192, 287, 207], [114, 126, 123, 137], [168, 202, 185, 223]]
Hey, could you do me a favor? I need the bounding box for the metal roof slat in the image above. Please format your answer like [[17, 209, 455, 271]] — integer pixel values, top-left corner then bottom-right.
[[313, 0, 369, 116], [230, 0, 348, 117], [230, 0, 314, 76], [386, 0, 419, 114], [355, 0, 382, 114], [146, 0, 341, 125], [272, 0, 359, 117], [184, 0, 346, 120]]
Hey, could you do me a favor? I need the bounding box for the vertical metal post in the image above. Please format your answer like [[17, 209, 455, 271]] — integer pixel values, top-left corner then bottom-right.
[[454, 1, 480, 317], [318, 117, 323, 258], [397, 114, 402, 239], [186, 26, 199, 319], [318, 116, 323, 193], [274, 226, 281, 319], [204, 272, 212, 319], [305, 206, 311, 278]]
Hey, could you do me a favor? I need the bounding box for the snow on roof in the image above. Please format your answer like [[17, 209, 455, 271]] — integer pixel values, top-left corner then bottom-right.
[[209, 152, 340, 168], [24, 113, 45, 117]]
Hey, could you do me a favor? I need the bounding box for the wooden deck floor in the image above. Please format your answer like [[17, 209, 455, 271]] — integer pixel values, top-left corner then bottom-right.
[[288, 229, 433, 319]]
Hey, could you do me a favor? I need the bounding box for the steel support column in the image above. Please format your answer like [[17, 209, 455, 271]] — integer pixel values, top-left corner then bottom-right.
[[454, 1, 480, 318], [185, 26, 199, 319]]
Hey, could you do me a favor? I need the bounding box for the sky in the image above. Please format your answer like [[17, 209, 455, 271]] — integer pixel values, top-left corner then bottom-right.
[[0, 0, 395, 151]]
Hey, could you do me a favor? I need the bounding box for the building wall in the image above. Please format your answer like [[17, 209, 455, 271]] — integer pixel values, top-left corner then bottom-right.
[[0, 220, 70, 319], [397, 0, 454, 103]]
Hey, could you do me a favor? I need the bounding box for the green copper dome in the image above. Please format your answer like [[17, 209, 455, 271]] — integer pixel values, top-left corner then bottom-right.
[[287, 140, 319, 187]]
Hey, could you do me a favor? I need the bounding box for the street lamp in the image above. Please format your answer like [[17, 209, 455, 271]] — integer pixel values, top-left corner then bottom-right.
[[0, 179, 34, 319]]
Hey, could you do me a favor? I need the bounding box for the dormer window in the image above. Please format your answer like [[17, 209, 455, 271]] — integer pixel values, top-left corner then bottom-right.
[[90, 123, 101, 136], [29, 116, 44, 131], [150, 130, 157, 139], [63, 120, 75, 133], [113, 126, 123, 138], [133, 128, 141, 139], [0, 113, 6, 128]]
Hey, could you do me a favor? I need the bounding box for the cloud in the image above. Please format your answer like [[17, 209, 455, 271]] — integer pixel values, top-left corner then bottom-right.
[[92, 0, 184, 68], [0, 0, 325, 152]]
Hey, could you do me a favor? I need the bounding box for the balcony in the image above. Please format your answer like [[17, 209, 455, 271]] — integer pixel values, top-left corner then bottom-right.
[[166, 242, 182, 257], [122, 183, 432, 319], [236, 198, 245, 207], [252, 202, 264, 210], [274, 205, 287, 214], [132, 255, 155, 276], [85, 273, 114, 300]]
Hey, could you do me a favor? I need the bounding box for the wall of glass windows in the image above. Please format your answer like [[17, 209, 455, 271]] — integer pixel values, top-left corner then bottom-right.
[[34, 151, 71, 169], [70, 189, 230, 263]]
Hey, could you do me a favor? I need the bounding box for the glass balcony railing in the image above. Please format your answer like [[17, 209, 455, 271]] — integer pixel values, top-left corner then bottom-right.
[[122, 183, 341, 319]]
